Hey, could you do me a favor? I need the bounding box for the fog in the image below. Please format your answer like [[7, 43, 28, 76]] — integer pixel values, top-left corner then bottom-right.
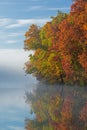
[[0, 49, 37, 130]]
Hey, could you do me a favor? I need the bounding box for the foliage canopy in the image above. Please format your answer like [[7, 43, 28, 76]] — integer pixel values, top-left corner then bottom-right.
[[24, 0, 87, 86]]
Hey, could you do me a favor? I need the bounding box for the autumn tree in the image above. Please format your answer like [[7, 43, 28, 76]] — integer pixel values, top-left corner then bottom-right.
[[24, 12, 68, 83], [24, 0, 87, 85], [24, 24, 41, 50], [55, 0, 87, 85]]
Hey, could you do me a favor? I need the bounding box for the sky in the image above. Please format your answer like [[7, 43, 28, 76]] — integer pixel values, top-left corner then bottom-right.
[[0, 0, 72, 49]]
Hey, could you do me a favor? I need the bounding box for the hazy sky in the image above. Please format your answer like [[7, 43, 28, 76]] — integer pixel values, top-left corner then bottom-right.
[[0, 0, 72, 49]]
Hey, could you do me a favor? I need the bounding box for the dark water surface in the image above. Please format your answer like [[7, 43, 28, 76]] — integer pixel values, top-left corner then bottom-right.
[[0, 49, 37, 130]]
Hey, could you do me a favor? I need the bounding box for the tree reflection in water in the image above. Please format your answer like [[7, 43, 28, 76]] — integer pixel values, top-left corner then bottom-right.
[[25, 82, 87, 130]]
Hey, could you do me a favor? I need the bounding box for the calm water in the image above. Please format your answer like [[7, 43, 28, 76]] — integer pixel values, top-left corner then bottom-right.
[[0, 49, 87, 130], [0, 49, 37, 130], [25, 82, 87, 130]]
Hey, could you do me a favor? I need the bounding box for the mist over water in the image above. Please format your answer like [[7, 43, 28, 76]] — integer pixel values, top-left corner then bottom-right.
[[0, 49, 87, 130], [25, 82, 87, 130], [0, 49, 37, 130]]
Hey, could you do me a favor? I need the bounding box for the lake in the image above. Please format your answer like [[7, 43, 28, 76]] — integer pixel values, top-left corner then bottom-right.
[[0, 49, 87, 130], [0, 49, 37, 130]]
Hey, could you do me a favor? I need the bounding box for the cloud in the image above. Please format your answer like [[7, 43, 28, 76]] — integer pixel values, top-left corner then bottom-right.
[[8, 32, 24, 37], [26, 5, 43, 11], [0, 31, 24, 46], [8, 126, 24, 130], [0, 18, 50, 29], [0, 17, 50, 35], [0, 31, 24, 47], [47, 7, 70, 11], [7, 40, 18, 44], [0, 18, 12, 27], [26, 6, 70, 12], [6, 23, 22, 28], [0, 17, 50, 48], [6, 18, 51, 29]]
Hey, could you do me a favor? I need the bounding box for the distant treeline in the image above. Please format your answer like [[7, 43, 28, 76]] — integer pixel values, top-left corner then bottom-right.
[[24, 0, 87, 86]]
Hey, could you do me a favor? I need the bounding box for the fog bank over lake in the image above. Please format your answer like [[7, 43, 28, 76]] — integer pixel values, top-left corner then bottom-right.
[[0, 49, 37, 130], [0, 49, 31, 72], [0, 49, 37, 88]]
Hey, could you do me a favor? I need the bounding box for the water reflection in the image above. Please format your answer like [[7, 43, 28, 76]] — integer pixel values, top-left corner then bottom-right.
[[0, 49, 87, 130], [0, 49, 37, 130], [0, 88, 36, 130], [25, 82, 87, 130]]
